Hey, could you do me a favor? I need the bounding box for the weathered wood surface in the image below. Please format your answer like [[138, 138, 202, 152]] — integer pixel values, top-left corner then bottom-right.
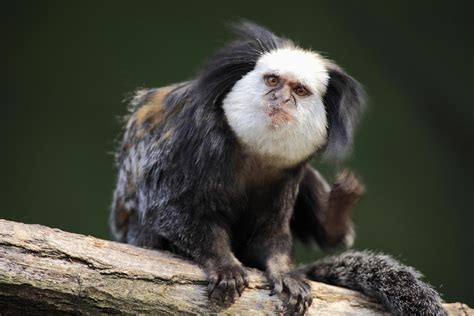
[[0, 219, 471, 315]]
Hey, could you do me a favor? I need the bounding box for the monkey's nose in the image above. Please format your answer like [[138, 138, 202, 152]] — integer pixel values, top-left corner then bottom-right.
[[270, 92, 291, 104]]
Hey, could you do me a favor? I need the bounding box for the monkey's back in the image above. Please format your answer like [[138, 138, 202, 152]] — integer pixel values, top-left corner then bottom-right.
[[110, 84, 186, 243], [110, 82, 239, 246]]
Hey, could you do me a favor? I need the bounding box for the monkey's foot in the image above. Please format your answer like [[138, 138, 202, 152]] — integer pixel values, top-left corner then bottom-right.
[[207, 264, 249, 305], [269, 272, 313, 315], [331, 170, 365, 204], [322, 170, 365, 248]]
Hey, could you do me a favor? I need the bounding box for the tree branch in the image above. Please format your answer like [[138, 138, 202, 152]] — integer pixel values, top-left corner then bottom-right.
[[0, 219, 471, 315]]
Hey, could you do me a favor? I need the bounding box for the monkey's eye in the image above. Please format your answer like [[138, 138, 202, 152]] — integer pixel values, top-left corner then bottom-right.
[[264, 75, 280, 86], [294, 86, 308, 96]]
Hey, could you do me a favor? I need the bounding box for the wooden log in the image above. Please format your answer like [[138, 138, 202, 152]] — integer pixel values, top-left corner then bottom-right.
[[0, 219, 471, 315]]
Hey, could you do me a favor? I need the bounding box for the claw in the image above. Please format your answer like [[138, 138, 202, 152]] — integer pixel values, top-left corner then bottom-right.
[[235, 274, 244, 296]]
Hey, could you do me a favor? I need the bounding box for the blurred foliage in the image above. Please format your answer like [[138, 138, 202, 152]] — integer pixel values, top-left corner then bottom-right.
[[2, 0, 473, 305]]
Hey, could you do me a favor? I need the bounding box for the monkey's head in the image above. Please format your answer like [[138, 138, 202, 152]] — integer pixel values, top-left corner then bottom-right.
[[197, 22, 366, 167]]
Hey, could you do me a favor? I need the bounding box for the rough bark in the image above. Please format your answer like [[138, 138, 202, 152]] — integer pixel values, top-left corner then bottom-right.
[[0, 219, 471, 315]]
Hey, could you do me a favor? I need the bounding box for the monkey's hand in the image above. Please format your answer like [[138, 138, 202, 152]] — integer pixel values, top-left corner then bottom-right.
[[207, 262, 249, 305], [269, 271, 313, 315]]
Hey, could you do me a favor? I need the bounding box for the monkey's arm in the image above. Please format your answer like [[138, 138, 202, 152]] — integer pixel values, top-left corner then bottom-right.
[[243, 226, 312, 314], [239, 181, 312, 314], [129, 168, 250, 305], [292, 165, 364, 250], [165, 213, 249, 304], [126, 199, 249, 304]]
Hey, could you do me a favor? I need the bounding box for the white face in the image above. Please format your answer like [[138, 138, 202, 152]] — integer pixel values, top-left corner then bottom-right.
[[222, 47, 330, 167]]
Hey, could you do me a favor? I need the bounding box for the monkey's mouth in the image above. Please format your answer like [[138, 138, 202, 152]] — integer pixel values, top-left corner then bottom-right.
[[266, 107, 293, 128]]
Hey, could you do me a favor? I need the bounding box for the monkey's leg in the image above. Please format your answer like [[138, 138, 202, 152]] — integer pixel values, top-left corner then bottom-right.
[[241, 210, 312, 314], [292, 166, 364, 250]]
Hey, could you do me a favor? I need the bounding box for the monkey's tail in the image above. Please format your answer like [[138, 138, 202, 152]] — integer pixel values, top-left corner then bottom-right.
[[297, 250, 447, 315]]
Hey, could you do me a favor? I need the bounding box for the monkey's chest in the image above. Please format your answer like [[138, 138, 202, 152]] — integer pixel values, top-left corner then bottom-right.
[[229, 183, 291, 238], [229, 156, 299, 245]]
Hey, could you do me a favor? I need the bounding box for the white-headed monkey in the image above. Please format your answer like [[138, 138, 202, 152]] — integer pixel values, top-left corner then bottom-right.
[[111, 22, 446, 315]]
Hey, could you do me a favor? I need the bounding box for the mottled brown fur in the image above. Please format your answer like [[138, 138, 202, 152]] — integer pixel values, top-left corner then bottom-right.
[[133, 85, 175, 129]]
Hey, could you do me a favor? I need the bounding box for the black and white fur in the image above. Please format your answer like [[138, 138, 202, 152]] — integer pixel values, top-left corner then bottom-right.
[[111, 22, 446, 315]]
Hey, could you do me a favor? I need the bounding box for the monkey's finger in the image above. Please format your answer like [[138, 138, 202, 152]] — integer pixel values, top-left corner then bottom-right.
[[286, 293, 298, 309], [207, 274, 221, 298], [282, 276, 298, 293], [299, 281, 310, 295], [295, 293, 307, 314], [242, 271, 250, 287], [270, 278, 283, 296], [303, 295, 313, 314], [223, 274, 239, 303], [295, 282, 313, 314], [304, 303, 310, 315], [224, 277, 237, 303], [234, 273, 245, 296], [293, 295, 302, 314], [218, 278, 230, 302]]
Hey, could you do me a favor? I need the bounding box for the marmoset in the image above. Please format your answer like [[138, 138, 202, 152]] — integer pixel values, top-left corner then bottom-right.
[[111, 22, 446, 315]]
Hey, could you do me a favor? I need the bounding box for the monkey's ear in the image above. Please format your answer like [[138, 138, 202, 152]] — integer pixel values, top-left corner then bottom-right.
[[322, 65, 367, 160]]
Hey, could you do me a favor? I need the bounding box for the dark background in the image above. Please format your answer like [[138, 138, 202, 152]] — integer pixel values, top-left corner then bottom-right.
[[3, 1, 473, 305]]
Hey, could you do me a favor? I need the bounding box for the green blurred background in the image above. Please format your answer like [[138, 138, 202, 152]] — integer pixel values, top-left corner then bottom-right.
[[3, 1, 473, 306]]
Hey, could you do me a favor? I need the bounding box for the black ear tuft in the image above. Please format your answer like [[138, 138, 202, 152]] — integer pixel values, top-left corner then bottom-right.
[[322, 65, 367, 160], [230, 20, 285, 52], [195, 21, 293, 107]]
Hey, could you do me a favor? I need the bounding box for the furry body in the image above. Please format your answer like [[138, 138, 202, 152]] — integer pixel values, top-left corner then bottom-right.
[[111, 22, 446, 315]]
